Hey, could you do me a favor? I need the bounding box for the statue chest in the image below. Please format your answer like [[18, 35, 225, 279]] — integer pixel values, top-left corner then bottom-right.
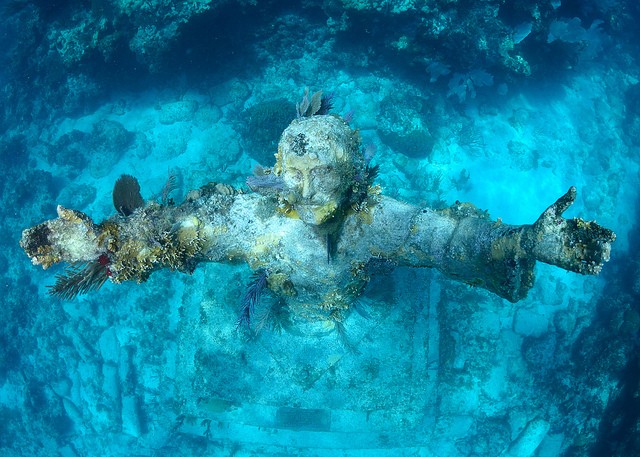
[[246, 220, 370, 318]]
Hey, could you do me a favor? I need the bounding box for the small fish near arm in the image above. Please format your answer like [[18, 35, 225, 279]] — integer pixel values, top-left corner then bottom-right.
[[20, 113, 615, 321]]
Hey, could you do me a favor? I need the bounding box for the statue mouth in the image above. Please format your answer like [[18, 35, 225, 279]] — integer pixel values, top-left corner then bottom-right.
[[296, 201, 338, 225]]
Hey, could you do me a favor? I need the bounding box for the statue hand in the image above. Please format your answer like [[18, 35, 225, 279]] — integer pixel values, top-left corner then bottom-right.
[[530, 187, 615, 274], [20, 205, 103, 269]]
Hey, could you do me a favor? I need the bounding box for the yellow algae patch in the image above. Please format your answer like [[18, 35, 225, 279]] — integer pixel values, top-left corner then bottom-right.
[[490, 232, 525, 261], [249, 232, 284, 266], [201, 224, 227, 250], [209, 224, 228, 235], [310, 201, 338, 225], [267, 272, 296, 296], [253, 232, 283, 253]]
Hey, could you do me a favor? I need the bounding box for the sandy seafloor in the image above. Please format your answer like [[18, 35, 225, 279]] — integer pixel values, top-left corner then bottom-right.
[[1, 1, 640, 456]]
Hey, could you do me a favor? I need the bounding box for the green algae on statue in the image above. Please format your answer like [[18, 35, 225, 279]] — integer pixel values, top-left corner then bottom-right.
[[20, 113, 615, 329]]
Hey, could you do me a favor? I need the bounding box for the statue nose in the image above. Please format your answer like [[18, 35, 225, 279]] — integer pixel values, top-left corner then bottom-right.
[[301, 180, 312, 198]]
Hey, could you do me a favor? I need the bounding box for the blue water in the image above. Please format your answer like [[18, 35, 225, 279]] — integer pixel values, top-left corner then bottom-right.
[[1, 1, 639, 456]]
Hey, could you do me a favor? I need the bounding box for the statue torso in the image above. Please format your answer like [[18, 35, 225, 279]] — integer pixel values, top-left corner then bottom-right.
[[215, 194, 374, 322]]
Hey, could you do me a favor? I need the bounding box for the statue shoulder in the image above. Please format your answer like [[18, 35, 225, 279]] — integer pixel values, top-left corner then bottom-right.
[[371, 195, 418, 220]]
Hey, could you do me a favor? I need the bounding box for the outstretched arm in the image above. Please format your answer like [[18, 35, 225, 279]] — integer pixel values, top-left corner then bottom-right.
[[20, 202, 212, 297], [371, 188, 615, 302], [20, 184, 250, 298]]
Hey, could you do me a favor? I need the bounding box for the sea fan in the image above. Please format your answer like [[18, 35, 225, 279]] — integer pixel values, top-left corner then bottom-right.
[[255, 299, 292, 334], [296, 88, 334, 118], [48, 256, 110, 300], [317, 92, 335, 115], [236, 269, 269, 329], [365, 164, 379, 185], [334, 320, 361, 355], [160, 172, 179, 205], [113, 174, 144, 216], [246, 173, 286, 194]]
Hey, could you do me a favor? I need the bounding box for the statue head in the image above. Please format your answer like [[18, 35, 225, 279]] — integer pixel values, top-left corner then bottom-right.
[[274, 115, 363, 225]]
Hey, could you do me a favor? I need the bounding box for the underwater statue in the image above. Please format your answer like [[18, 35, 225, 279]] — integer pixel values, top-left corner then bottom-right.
[[20, 113, 615, 328]]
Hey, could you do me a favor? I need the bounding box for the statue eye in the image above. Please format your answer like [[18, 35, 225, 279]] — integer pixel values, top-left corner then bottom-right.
[[316, 175, 341, 193], [311, 166, 333, 178], [287, 169, 303, 185]]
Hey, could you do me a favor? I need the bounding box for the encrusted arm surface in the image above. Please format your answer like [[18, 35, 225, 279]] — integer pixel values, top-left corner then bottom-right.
[[21, 205, 104, 269], [527, 186, 615, 275], [392, 187, 615, 302], [19, 184, 243, 298]]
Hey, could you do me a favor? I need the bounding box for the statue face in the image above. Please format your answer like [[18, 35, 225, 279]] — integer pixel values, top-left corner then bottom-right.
[[275, 115, 360, 225], [280, 153, 347, 225]]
